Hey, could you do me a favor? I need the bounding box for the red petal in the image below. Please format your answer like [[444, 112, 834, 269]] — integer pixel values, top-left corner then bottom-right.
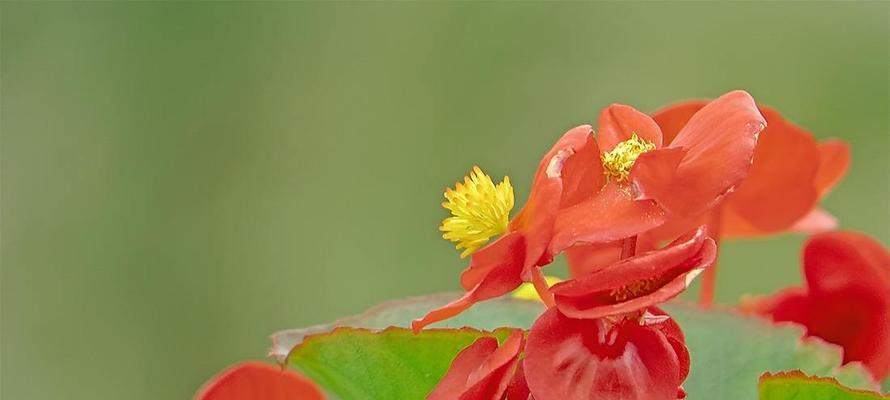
[[723, 107, 820, 232], [744, 286, 811, 326], [634, 91, 765, 217], [503, 363, 530, 400], [566, 242, 623, 278], [553, 229, 716, 319], [566, 236, 659, 278], [195, 362, 325, 400], [512, 126, 592, 268], [813, 140, 850, 197], [429, 338, 499, 400], [461, 233, 525, 290], [803, 231, 890, 299], [524, 309, 681, 400], [644, 307, 690, 383], [652, 101, 707, 146], [550, 183, 666, 254], [428, 330, 524, 400], [559, 128, 604, 208], [597, 104, 664, 151], [414, 234, 526, 331]]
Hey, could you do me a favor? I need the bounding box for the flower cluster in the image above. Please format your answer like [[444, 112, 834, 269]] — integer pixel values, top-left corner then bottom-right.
[[194, 90, 888, 400], [420, 91, 768, 399]]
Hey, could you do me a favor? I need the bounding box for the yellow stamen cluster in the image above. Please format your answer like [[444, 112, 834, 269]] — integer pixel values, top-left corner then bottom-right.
[[610, 277, 658, 302], [601, 133, 656, 182], [440, 166, 515, 258]]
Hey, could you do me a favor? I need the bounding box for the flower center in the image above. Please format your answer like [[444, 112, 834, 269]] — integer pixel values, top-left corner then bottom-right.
[[601, 133, 656, 182], [610, 277, 658, 302], [440, 166, 515, 258]]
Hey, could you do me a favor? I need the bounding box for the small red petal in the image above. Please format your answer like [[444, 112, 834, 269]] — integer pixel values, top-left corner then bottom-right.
[[559, 129, 604, 208], [414, 234, 526, 331], [550, 183, 665, 254], [195, 362, 325, 400], [652, 101, 707, 146], [813, 140, 850, 197], [597, 104, 664, 151], [428, 330, 524, 400]]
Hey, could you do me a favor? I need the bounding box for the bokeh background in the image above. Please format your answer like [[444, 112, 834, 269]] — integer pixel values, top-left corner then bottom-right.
[[2, 2, 888, 399]]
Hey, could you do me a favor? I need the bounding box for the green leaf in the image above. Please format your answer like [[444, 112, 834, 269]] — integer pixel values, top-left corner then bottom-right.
[[286, 326, 515, 400], [759, 371, 887, 399], [271, 294, 878, 399], [661, 302, 879, 397]]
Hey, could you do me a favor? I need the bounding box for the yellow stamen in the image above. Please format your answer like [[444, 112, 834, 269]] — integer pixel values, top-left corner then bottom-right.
[[440, 166, 515, 258], [601, 133, 656, 182], [512, 276, 563, 301], [610, 277, 658, 302]]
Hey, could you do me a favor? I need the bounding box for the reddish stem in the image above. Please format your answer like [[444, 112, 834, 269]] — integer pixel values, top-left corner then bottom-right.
[[698, 208, 723, 307], [620, 235, 638, 259], [530, 268, 555, 307]]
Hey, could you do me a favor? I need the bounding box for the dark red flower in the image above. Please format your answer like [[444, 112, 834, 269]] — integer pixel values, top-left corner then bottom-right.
[[524, 308, 689, 400], [427, 330, 524, 400], [416, 91, 763, 331], [553, 227, 716, 320], [195, 361, 325, 400], [744, 231, 890, 380]]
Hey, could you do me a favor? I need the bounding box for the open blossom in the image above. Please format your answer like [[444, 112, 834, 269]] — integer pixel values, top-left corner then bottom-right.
[[566, 101, 846, 304], [414, 91, 764, 331], [524, 308, 689, 400], [744, 231, 890, 380], [553, 227, 716, 319], [195, 362, 325, 400]]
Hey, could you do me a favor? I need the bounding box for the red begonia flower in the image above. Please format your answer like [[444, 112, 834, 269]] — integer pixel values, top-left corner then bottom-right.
[[551, 90, 764, 254], [745, 231, 890, 380], [649, 102, 850, 239], [553, 227, 716, 319], [524, 308, 689, 400], [428, 330, 524, 400], [195, 361, 325, 400], [420, 91, 762, 330]]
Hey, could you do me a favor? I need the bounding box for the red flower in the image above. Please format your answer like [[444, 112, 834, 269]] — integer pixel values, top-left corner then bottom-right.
[[649, 102, 850, 240], [566, 101, 847, 304], [553, 227, 716, 319], [416, 91, 762, 331], [550, 90, 765, 254], [195, 361, 325, 400], [524, 307, 689, 400], [744, 231, 890, 380], [427, 330, 524, 400]]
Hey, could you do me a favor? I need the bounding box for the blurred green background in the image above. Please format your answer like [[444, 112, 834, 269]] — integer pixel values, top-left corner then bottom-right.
[[2, 2, 888, 399]]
